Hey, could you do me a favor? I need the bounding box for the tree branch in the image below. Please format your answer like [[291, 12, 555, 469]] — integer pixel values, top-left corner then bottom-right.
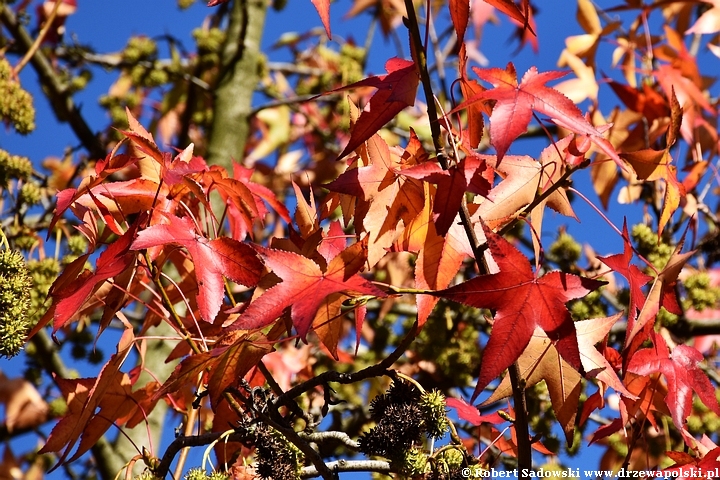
[[154, 431, 253, 479], [301, 460, 392, 478], [274, 321, 418, 409], [0, 4, 105, 160], [299, 431, 360, 450], [206, 0, 268, 171]]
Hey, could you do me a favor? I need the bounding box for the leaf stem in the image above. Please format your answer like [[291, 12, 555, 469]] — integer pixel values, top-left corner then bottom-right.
[[142, 252, 204, 355], [13, 0, 62, 76]]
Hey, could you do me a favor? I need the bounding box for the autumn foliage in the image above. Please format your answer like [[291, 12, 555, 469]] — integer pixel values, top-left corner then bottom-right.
[[2, 0, 720, 479]]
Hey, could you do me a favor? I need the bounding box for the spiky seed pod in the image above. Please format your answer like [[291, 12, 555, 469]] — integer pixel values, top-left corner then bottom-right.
[[208, 472, 230, 480], [399, 447, 429, 477], [254, 424, 303, 480], [134, 472, 161, 480], [369, 380, 421, 421], [368, 389, 393, 421], [549, 232, 581, 269], [435, 448, 465, 472], [358, 402, 425, 459], [19, 181, 42, 206], [183, 468, 209, 480], [466, 465, 488, 478], [0, 250, 32, 357], [387, 380, 422, 404], [122, 36, 158, 63], [0, 149, 33, 186], [419, 390, 449, 439]]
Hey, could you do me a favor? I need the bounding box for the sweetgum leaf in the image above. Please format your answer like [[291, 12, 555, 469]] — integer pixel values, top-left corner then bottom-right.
[[50, 222, 139, 332], [628, 331, 720, 447], [319, 58, 419, 160], [454, 63, 621, 167], [230, 241, 386, 339], [131, 215, 262, 323], [436, 226, 604, 399], [598, 220, 652, 327], [446, 397, 502, 425]]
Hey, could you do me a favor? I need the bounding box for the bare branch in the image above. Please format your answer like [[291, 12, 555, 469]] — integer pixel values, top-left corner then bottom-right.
[[301, 460, 392, 478]]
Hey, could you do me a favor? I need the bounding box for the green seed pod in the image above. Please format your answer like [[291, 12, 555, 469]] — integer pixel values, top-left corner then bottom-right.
[[0, 150, 33, 185], [19, 181, 42, 206], [67, 235, 88, 256], [183, 468, 209, 480], [0, 250, 33, 358], [549, 232, 581, 269], [399, 447, 429, 477], [208, 472, 229, 480], [134, 472, 161, 480], [0, 59, 36, 135], [419, 390, 449, 439], [435, 447, 465, 471]]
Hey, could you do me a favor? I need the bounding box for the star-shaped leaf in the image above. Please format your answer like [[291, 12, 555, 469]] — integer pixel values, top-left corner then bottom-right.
[[325, 133, 425, 267], [454, 63, 621, 166], [435, 226, 605, 399], [598, 220, 653, 327], [319, 58, 419, 160], [131, 215, 263, 323], [231, 241, 386, 338], [628, 331, 720, 447], [626, 233, 693, 351], [575, 313, 634, 398]]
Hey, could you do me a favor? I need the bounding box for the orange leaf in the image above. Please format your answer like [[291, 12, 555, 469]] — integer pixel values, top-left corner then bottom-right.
[[482, 329, 583, 445], [231, 241, 386, 338]]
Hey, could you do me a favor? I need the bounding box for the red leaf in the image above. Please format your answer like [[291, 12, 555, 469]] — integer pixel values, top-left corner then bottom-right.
[[325, 133, 426, 267], [449, 0, 470, 44], [628, 331, 720, 447], [51, 223, 138, 331], [598, 220, 652, 327], [230, 241, 386, 338], [446, 397, 503, 425], [481, 329, 583, 444], [155, 331, 273, 408], [403, 153, 492, 235], [663, 447, 720, 479], [626, 232, 693, 351], [575, 313, 635, 398], [455, 64, 621, 166], [481, 0, 530, 29], [310, 0, 331, 39], [436, 226, 604, 399], [322, 58, 419, 160], [40, 329, 136, 467], [131, 215, 263, 323], [161, 143, 207, 186]]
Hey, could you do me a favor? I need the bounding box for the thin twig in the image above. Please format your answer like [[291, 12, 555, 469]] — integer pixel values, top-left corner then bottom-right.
[[274, 321, 418, 408], [13, 0, 62, 76]]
